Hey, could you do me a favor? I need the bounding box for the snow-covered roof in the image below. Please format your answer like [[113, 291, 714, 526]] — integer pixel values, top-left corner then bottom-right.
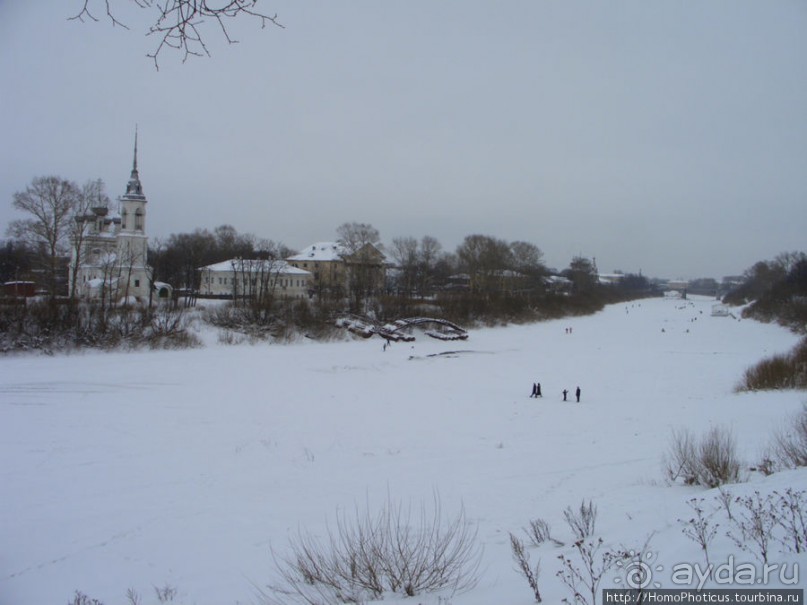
[[492, 269, 525, 278], [287, 242, 346, 262], [545, 275, 572, 284], [85, 277, 120, 290], [198, 259, 311, 276]]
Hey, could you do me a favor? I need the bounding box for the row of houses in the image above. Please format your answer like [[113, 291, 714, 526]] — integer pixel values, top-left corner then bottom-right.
[[57, 137, 732, 305], [197, 253, 579, 300], [197, 241, 387, 300]]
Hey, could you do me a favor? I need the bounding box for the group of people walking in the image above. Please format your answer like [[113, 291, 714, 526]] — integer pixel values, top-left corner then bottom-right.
[[530, 382, 581, 402]]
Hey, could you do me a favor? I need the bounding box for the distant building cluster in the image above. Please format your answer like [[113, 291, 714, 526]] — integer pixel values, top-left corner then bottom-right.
[[61, 138, 390, 304], [3, 138, 745, 304]]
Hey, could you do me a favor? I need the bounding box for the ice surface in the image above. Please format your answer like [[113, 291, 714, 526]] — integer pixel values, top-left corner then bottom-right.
[[1, 296, 804, 604]]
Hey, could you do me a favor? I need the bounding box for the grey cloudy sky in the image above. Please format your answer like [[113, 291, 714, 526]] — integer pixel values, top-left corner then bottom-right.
[[1, 1, 805, 279]]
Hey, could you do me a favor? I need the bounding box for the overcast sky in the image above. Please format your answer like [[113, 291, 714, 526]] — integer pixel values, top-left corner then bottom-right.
[[1, 2, 805, 279]]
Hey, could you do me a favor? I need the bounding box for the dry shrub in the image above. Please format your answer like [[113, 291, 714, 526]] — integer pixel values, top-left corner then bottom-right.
[[525, 518, 563, 547], [510, 532, 543, 602], [665, 427, 742, 488], [563, 500, 598, 540], [769, 405, 807, 469], [738, 338, 807, 392], [264, 495, 481, 604]]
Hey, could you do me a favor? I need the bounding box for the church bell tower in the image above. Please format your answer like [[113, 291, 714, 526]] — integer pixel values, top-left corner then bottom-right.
[[120, 128, 147, 234], [115, 128, 151, 300]]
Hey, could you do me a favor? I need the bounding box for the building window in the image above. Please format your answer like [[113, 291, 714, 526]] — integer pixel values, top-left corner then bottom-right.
[[135, 209, 144, 231], [134, 279, 140, 287]]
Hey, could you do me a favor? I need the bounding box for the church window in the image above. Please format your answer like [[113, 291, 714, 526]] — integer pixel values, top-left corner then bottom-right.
[[135, 209, 144, 231]]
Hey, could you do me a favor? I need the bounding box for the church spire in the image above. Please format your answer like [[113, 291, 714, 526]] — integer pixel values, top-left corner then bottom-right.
[[125, 126, 144, 198]]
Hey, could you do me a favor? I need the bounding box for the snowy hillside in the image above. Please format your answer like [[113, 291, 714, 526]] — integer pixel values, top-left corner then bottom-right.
[[1, 296, 805, 604]]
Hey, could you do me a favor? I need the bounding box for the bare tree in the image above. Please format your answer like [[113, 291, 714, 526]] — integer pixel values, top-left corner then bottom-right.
[[772, 251, 807, 275], [164, 228, 217, 303], [336, 222, 384, 312], [92, 247, 122, 328], [511, 241, 545, 276], [336, 222, 380, 255], [147, 236, 166, 308], [117, 238, 142, 304], [388, 235, 446, 297], [7, 176, 81, 297], [214, 224, 254, 259], [456, 234, 513, 293], [390, 236, 419, 296], [563, 256, 598, 293], [68, 179, 111, 301], [0, 239, 32, 285], [70, 0, 284, 68], [418, 235, 443, 295]]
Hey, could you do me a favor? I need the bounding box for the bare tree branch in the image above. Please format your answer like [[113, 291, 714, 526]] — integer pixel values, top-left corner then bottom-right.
[[71, 1, 283, 69]]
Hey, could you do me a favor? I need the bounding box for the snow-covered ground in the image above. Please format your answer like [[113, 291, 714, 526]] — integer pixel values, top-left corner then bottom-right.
[[1, 296, 805, 604]]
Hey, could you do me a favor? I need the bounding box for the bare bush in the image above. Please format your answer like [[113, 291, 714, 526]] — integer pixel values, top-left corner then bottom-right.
[[145, 307, 197, 346], [678, 497, 718, 569], [126, 588, 141, 605], [740, 354, 797, 390], [665, 428, 698, 485], [69, 591, 104, 605], [727, 491, 778, 564], [0, 300, 199, 354], [203, 303, 277, 340], [773, 488, 807, 554], [716, 487, 734, 522], [264, 495, 481, 604], [564, 500, 598, 541], [153, 584, 177, 603], [68, 585, 176, 605], [525, 518, 563, 547], [769, 406, 807, 469], [510, 532, 543, 602], [718, 488, 807, 563], [755, 452, 777, 476], [617, 536, 656, 599], [698, 427, 742, 488], [664, 427, 742, 488], [737, 338, 807, 391], [556, 538, 629, 605]]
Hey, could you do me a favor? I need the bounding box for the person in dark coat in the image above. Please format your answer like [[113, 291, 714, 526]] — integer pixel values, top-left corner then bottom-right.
[[562, 389, 568, 401], [530, 383, 537, 398], [536, 382, 542, 397], [576, 386, 581, 402]]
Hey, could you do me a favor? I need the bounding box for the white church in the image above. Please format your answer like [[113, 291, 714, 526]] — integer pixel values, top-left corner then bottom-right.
[[70, 134, 169, 303]]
